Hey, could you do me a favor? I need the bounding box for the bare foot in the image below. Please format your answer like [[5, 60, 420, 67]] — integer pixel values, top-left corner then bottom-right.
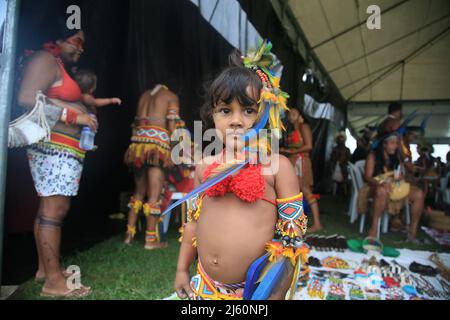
[[124, 233, 134, 245], [41, 284, 92, 298], [367, 229, 377, 238], [41, 277, 91, 298], [308, 225, 323, 233], [144, 241, 169, 250]]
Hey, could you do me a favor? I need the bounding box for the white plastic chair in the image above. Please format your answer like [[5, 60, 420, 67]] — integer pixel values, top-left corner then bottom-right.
[[161, 192, 185, 234], [349, 161, 390, 239], [439, 172, 450, 204], [347, 163, 361, 224], [355, 160, 366, 177], [357, 178, 411, 239]]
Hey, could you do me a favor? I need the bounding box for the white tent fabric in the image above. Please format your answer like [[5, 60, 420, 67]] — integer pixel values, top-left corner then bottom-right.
[[190, 0, 262, 55], [304, 94, 336, 121], [288, 0, 450, 102], [273, 0, 450, 141]]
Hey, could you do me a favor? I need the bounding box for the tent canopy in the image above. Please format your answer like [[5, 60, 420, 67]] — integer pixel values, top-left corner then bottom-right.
[[271, 0, 450, 142]]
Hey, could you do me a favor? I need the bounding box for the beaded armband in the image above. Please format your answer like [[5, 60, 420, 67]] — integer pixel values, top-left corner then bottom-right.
[[179, 194, 203, 246], [275, 193, 308, 244], [167, 105, 180, 121], [186, 194, 203, 223], [265, 193, 309, 266]]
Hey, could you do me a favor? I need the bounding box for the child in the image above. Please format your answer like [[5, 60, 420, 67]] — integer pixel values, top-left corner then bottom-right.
[[281, 107, 323, 232], [74, 69, 122, 114], [172, 41, 310, 300]]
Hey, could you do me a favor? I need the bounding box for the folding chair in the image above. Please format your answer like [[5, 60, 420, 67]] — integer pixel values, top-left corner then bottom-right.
[[160, 192, 185, 236], [347, 163, 360, 224]]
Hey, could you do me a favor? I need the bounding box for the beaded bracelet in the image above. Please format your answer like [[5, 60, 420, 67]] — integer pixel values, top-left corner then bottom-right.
[[61, 108, 67, 122], [65, 108, 78, 125]]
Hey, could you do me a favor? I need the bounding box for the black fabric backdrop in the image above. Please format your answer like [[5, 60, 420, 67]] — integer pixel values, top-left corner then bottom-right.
[[5, 0, 235, 233], [5, 0, 332, 234]]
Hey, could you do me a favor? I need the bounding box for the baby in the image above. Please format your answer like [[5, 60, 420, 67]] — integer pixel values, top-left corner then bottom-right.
[[74, 69, 122, 114]]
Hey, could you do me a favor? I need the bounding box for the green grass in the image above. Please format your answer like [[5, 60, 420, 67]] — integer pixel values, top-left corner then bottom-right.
[[13, 195, 449, 300], [15, 231, 181, 300]]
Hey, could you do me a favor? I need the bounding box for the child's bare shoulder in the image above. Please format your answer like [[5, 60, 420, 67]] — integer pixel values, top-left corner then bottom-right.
[[270, 154, 300, 197], [195, 155, 220, 180], [277, 154, 295, 171], [262, 153, 295, 176]]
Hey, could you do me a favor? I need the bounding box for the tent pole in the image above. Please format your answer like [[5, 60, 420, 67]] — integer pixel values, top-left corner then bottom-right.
[[0, 0, 21, 296]]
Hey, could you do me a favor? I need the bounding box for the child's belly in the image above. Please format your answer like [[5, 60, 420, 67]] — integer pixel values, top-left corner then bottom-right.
[[196, 194, 277, 284]]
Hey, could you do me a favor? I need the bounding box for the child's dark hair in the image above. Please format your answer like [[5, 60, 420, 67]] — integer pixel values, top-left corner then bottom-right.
[[200, 50, 262, 130], [74, 69, 97, 94], [388, 101, 402, 114], [289, 105, 309, 125], [374, 139, 400, 176]]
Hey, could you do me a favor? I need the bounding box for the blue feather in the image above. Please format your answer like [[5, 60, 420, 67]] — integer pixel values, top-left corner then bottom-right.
[[371, 111, 419, 150], [400, 110, 418, 128], [244, 253, 270, 300], [251, 257, 288, 300], [420, 113, 432, 131]]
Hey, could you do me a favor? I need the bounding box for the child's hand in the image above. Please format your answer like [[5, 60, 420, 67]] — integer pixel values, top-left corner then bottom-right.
[[111, 98, 122, 105], [174, 270, 194, 300]]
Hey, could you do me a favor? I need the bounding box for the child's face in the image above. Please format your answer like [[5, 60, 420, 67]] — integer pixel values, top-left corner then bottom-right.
[[212, 86, 259, 150], [288, 109, 300, 125], [384, 137, 398, 155]]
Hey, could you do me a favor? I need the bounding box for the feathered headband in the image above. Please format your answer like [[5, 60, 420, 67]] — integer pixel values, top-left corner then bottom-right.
[[242, 40, 289, 138], [162, 40, 290, 216], [371, 111, 432, 150]]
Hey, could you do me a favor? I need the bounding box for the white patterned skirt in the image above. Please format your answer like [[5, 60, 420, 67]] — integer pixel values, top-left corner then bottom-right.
[[27, 132, 86, 197]]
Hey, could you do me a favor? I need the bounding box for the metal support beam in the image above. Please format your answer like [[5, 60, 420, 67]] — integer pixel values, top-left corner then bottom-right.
[[0, 0, 21, 291], [312, 0, 411, 50], [329, 13, 450, 74], [347, 26, 450, 101], [269, 0, 347, 111], [208, 0, 220, 23]]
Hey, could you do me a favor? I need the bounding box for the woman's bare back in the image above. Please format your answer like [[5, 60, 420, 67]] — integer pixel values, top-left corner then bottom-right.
[[136, 88, 179, 128]]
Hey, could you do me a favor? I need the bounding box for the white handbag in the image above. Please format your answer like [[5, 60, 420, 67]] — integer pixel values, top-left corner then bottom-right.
[[8, 91, 61, 148]]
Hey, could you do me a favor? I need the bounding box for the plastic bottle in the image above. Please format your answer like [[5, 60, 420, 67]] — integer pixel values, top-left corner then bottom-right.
[[79, 115, 96, 151]]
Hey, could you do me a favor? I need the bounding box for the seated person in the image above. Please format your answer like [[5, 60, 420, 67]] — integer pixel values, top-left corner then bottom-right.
[[357, 131, 425, 243]]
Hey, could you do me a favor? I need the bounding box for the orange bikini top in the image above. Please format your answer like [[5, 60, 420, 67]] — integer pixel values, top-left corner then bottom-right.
[[202, 162, 276, 205], [46, 59, 82, 102], [287, 129, 303, 147]]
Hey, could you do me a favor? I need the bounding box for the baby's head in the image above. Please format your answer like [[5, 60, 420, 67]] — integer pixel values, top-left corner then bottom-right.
[[74, 69, 97, 94], [201, 50, 263, 147]]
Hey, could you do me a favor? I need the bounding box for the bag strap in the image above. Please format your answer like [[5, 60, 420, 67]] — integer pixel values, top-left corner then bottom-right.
[[9, 91, 52, 140], [35, 91, 52, 140]]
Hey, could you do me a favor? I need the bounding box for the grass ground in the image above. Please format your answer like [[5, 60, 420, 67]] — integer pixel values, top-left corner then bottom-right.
[[12, 195, 449, 300]]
